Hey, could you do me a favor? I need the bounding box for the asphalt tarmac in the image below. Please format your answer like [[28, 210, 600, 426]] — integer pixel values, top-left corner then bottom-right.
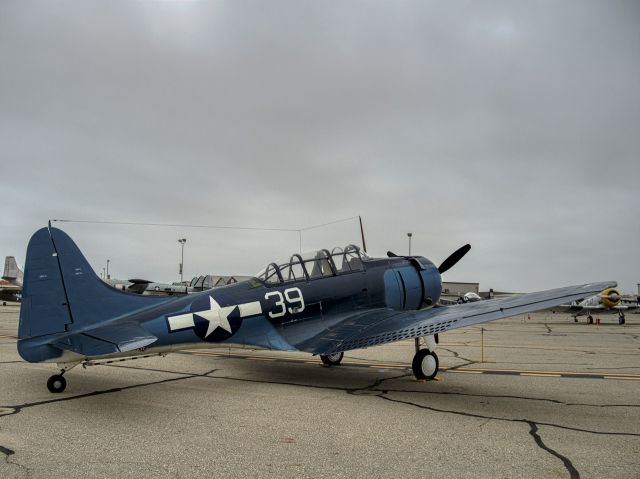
[[1, 302, 639, 478]]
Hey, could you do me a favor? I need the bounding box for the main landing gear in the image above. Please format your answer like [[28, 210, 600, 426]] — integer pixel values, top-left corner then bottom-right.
[[619, 311, 626, 325], [412, 335, 439, 380], [320, 352, 344, 366]]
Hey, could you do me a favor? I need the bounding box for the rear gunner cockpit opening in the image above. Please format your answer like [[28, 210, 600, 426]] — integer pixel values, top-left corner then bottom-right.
[[256, 245, 368, 285]]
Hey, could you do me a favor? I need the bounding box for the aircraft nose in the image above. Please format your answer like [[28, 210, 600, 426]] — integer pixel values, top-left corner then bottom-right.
[[420, 264, 442, 307]]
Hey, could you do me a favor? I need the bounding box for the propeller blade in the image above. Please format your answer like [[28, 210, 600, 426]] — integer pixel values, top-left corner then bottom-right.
[[387, 251, 399, 258], [438, 244, 471, 274]]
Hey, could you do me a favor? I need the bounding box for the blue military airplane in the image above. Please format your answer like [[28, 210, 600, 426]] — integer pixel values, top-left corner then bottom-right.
[[18, 226, 614, 393]]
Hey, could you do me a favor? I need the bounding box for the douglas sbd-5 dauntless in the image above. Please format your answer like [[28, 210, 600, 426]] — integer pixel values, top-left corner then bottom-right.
[[18, 226, 614, 393]]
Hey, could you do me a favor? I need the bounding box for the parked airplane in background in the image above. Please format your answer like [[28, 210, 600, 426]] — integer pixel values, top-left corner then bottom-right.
[[0, 256, 23, 302], [103, 277, 191, 295], [439, 291, 483, 305], [104, 275, 249, 295], [555, 288, 637, 325], [17, 226, 614, 393]]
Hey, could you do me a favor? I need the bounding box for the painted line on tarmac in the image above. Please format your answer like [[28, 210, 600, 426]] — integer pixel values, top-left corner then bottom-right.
[[181, 350, 640, 381], [457, 366, 640, 378], [447, 368, 640, 381], [441, 343, 640, 353]]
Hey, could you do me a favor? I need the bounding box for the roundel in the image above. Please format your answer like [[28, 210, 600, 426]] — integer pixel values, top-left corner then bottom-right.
[[190, 295, 244, 343]]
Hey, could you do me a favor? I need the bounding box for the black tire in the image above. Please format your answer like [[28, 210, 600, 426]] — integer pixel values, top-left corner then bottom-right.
[[47, 374, 66, 393], [412, 349, 439, 380], [587, 315, 594, 325], [619, 315, 625, 325], [320, 352, 344, 366]]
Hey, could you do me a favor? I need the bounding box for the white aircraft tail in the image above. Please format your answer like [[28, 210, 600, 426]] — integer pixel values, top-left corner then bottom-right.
[[2, 256, 23, 285]]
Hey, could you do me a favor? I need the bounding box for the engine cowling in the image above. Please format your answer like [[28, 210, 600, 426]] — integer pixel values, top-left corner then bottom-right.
[[600, 288, 621, 308]]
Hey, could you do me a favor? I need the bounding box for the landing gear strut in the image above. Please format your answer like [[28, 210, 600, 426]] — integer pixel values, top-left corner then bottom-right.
[[320, 352, 344, 366], [412, 336, 439, 380]]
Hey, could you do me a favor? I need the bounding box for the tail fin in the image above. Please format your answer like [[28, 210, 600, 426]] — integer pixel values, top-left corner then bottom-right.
[[2, 256, 23, 284], [19, 226, 170, 340]]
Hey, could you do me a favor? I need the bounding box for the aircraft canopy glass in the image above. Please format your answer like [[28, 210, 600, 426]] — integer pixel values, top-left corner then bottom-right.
[[256, 245, 368, 284]]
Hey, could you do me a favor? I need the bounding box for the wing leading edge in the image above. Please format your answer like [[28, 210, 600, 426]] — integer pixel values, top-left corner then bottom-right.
[[310, 281, 616, 355]]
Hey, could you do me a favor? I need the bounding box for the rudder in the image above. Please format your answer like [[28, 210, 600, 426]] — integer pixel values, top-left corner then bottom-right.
[[18, 228, 73, 338]]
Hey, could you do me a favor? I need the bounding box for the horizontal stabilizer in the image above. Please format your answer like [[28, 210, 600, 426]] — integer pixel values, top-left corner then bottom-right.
[[53, 322, 157, 357], [88, 322, 158, 352]]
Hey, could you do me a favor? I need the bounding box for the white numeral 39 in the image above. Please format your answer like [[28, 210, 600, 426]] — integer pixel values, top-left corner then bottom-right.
[[265, 287, 305, 318]]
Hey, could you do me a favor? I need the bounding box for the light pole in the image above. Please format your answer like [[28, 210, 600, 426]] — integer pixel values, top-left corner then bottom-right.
[[178, 238, 187, 283], [407, 232, 413, 256], [106, 259, 110, 279]]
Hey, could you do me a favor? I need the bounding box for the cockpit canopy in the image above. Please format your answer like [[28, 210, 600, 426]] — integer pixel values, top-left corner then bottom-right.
[[256, 245, 369, 284]]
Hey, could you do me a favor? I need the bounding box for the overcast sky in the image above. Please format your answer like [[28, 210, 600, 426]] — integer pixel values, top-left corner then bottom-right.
[[1, 0, 638, 293]]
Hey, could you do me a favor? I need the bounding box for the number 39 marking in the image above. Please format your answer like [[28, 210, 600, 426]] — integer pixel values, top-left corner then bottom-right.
[[265, 287, 305, 318]]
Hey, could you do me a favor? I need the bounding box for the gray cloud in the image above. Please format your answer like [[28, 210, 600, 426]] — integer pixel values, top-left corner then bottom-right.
[[1, 0, 638, 292]]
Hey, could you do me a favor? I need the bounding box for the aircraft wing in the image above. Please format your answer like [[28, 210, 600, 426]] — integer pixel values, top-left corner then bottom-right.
[[0, 283, 21, 300], [610, 304, 640, 311], [555, 304, 637, 312], [309, 281, 615, 355], [552, 303, 583, 312], [0, 285, 21, 292]]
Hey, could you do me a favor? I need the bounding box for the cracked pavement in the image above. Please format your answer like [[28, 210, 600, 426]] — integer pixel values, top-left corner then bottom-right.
[[1, 304, 639, 478]]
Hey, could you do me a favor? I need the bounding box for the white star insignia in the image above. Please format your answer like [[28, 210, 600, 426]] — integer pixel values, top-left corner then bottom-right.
[[194, 296, 236, 338]]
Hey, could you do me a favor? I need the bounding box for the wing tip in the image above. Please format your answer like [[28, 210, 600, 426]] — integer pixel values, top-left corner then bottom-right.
[[583, 281, 617, 290]]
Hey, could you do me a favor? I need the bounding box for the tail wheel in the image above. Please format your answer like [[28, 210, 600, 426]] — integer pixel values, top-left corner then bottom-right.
[[47, 374, 66, 393], [412, 349, 439, 380], [320, 352, 344, 366]]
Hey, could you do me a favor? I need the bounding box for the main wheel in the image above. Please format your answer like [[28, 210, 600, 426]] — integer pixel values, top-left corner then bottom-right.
[[412, 349, 439, 380], [320, 352, 344, 366], [619, 314, 625, 325], [587, 315, 594, 324], [47, 374, 66, 393]]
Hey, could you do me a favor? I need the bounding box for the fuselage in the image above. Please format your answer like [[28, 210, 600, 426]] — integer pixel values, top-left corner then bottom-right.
[[18, 254, 442, 363], [125, 255, 442, 355]]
